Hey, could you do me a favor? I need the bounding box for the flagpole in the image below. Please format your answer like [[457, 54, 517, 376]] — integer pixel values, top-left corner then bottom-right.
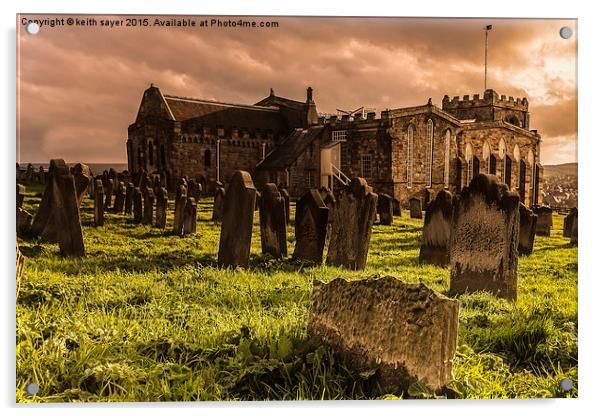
[[484, 25, 492, 91]]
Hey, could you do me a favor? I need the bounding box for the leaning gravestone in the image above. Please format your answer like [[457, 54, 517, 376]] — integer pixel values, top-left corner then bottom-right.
[[377, 193, 394, 225], [258, 183, 288, 259], [217, 170, 257, 268], [211, 185, 225, 222], [392, 198, 402, 217], [409, 197, 422, 219], [292, 189, 329, 263], [326, 177, 378, 270], [419, 189, 453, 267], [173, 184, 188, 236], [72, 163, 92, 206], [133, 187, 143, 224], [308, 276, 459, 394], [93, 179, 104, 227], [449, 174, 520, 301], [143, 189, 155, 225], [124, 182, 134, 215], [533, 205, 553, 236], [182, 197, 198, 235], [113, 181, 126, 213], [518, 203, 537, 255], [563, 208, 578, 244], [154, 187, 168, 229]]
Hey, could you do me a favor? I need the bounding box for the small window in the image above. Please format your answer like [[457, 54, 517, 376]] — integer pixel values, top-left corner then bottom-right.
[[332, 130, 347, 141], [361, 155, 372, 178], [217, 128, 225, 137], [204, 149, 211, 167]]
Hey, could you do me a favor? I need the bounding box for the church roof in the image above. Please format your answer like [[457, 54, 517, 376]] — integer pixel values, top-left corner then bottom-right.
[[254, 94, 307, 111], [256, 126, 325, 170]]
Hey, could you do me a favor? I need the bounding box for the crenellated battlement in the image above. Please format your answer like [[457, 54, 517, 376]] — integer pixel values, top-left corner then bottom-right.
[[442, 89, 528, 111], [315, 110, 387, 128]]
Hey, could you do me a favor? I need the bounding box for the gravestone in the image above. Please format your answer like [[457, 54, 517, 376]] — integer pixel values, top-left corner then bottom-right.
[[187, 179, 202, 201], [449, 174, 520, 301], [409, 197, 422, 219], [17, 209, 33, 236], [292, 189, 329, 263], [55, 174, 85, 256], [518, 203, 537, 255], [377, 193, 394, 225], [533, 205, 553, 236], [93, 179, 104, 227], [211, 186, 225, 222], [319, 187, 336, 223], [326, 177, 378, 270], [25, 163, 35, 184], [217, 170, 257, 268], [278, 186, 291, 225], [113, 181, 126, 213], [154, 187, 168, 229], [419, 190, 453, 267], [563, 208, 578, 244], [420, 188, 434, 209], [143, 189, 155, 225], [38, 166, 46, 185], [72, 163, 92, 206], [182, 197, 198, 235], [172, 184, 188, 235], [133, 188, 143, 224], [258, 183, 288, 259], [16, 184, 25, 210], [308, 276, 459, 394], [104, 179, 114, 209], [124, 182, 134, 215], [392, 198, 402, 216]]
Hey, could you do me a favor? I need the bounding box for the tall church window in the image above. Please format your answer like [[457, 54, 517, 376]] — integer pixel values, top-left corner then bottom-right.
[[444, 130, 451, 188], [148, 141, 154, 166], [426, 119, 434, 187], [361, 154, 372, 178], [407, 125, 414, 188], [499, 138, 507, 184], [483, 141, 491, 173], [466, 143, 474, 184], [204, 149, 211, 167]]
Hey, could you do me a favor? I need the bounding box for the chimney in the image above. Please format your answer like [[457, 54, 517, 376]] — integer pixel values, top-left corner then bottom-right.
[[269, 87, 274, 97], [306, 86, 313, 103]]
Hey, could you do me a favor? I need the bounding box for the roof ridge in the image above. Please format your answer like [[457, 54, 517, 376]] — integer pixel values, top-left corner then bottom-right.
[[163, 94, 280, 112]]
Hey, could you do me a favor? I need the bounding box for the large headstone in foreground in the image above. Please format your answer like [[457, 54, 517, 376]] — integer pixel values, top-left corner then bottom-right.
[[308, 276, 459, 394], [449, 174, 520, 301], [217, 170, 257, 268], [377, 193, 394, 225], [518, 203, 537, 255], [154, 187, 168, 229], [326, 177, 377, 270], [93, 179, 104, 227], [563, 208, 578, 244], [419, 190, 453, 267], [258, 183, 288, 259], [533, 205, 553, 236], [409, 197, 422, 219], [292, 189, 329, 263]]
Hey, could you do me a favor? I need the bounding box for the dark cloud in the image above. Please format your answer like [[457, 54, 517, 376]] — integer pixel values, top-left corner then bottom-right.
[[17, 15, 577, 164]]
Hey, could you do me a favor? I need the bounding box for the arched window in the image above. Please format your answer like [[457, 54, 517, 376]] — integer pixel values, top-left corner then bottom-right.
[[407, 125, 414, 188], [425, 119, 434, 187], [148, 141, 154, 166], [204, 149, 211, 167], [466, 143, 474, 184], [499, 138, 507, 183], [444, 130, 451, 188], [483, 141, 491, 173]]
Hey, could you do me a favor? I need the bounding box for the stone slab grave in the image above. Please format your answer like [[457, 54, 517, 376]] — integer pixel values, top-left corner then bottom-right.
[[93, 179, 104, 227], [326, 177, 377, 270], [258, 183, 288, 259], [533, 205, 553, 236], [409, 197, 422, 219], [292, 189, 329, 263], [308, 276, 459, 394], [173, 182, 188, 235], [133, 187, 143, 224], [124, 182, 134, 215], [518, 203, 537, 255], [71, 163, 92, 207], [154, 187, 168, 229], [449, 174, 520, 301], [212, 183, 225, 222], [182, 197, 198, 235], [278, 185, 290, 225], [217, 170, 257, 268], [113, 181, 126, 213], [563, 208, 578, 244], [143, 189, 155, 225], [392, 198, 402, 217], [377, 193, 394, 225], [419, 190, 453, 267]]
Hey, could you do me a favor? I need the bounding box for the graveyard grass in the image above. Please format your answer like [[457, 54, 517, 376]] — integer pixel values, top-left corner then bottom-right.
[[17, 185, 577, 401]]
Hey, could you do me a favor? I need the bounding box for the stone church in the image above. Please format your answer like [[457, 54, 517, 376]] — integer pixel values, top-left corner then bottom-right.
[[127, 85, 542, 206]]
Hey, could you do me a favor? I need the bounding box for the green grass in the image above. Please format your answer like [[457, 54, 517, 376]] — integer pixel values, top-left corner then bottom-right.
[[16, 184, 578, 401]]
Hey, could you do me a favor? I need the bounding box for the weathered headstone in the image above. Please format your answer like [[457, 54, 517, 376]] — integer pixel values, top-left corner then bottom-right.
[[563, 208, 578, 244], [104, 179, 114, 209], [182, 197, 198, 235], [16, 184, 25, 210], [72, 163, 92, 206], [113, 181, 126, 213], [217, 170, 257, 268], [172, 184, 188, 235], [154, 187, 168, 229], [392, 198, 402, 216], [278, 186, 291, 225], [449, 174, 520, 301], [518, 203, 537, 255], [308, 276, 459, 394], [55, 174, 86, 256], [419, 190, 453, 267], [143, 189, 155, 225], [319, 187, 336, 223], [258, 183, 288, 259], [30, 159, 70, 242], [409, 197, 422, 219], [211, 186, 225, 222], [17, 209, 33, 236], [133, 188, 143, 224], [420, 188, 434, 209], [326, 177, 378, 270], [38, 166, 46, 185], [124, 182, 134, 215], [93, 179, 104, 227], [377, 193, 394, 225], [533, 205, 553, 236], [292, 189, 329, 263]]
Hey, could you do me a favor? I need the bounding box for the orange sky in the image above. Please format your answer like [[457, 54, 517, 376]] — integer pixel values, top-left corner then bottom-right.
[[17, 15, 577, 165]]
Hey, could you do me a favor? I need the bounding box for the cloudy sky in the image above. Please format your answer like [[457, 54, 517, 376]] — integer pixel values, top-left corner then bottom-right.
[[17, 15, 577, 165]]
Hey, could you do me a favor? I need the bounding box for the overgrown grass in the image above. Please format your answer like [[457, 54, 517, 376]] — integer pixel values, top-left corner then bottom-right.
[[16, 185, 578, 401]]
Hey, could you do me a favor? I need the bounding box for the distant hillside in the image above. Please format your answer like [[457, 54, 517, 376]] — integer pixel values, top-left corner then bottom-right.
[[543, 163, 577, 178]]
